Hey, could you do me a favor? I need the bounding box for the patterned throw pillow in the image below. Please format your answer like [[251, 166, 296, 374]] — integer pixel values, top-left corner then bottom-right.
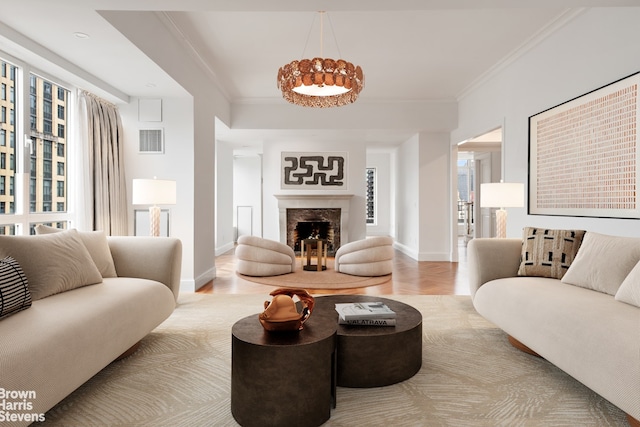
[[0, 256, 32, 320], [517, 227, 586, 279]]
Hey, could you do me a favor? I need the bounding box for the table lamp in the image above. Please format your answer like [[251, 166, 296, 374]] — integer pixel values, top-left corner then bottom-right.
[[480, 182, 524, 238], [132, 178, 176, 236]]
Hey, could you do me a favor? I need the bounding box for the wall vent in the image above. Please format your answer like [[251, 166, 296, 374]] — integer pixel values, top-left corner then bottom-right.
[[139, 129, 164, 153]]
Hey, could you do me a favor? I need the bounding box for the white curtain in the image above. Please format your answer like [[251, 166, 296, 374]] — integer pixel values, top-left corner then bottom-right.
[[78, 91, 128, 235]]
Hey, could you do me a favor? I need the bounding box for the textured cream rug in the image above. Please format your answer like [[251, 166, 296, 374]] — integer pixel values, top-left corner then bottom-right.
[[36, 294, 627, 426], [237, 259, 391, 289]]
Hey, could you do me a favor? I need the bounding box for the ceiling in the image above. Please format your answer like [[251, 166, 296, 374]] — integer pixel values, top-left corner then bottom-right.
[[0, 1, 638, 149]]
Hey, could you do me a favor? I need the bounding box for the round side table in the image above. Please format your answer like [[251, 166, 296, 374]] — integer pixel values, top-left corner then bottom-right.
[[231, 313, 336, 427]]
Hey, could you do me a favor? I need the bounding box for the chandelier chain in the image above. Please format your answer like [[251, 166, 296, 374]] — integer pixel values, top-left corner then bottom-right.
[[326, 13, 343, 60]]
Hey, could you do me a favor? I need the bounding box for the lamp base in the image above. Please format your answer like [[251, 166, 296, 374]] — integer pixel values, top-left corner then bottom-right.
[[149, 206, 161, 237], [495, 209, 507, 238]]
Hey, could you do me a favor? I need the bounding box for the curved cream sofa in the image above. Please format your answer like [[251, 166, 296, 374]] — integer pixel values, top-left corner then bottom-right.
[[236, 235, 296, 276], [0, 231, 181, 426], [469, 235, 640, 425], [334, 236, 394, 277]]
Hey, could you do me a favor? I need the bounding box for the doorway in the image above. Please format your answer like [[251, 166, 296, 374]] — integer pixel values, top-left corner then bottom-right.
[[456, 128, 503, 240]]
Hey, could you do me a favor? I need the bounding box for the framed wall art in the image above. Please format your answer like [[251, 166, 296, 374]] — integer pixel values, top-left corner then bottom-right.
[[529, 71, 640, 218], [281, 152, 348, 190]]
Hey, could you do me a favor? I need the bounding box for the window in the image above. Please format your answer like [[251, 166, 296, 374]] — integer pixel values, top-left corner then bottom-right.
[[1, 83, 5, 100], [0, 153, 4, 169], [0, 57, 72, 233], [366, 168, 376, 225]]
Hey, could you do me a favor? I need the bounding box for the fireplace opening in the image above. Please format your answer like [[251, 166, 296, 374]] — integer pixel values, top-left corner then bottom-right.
[[286, 208, 341, 256], [293, 221, 334, 254]]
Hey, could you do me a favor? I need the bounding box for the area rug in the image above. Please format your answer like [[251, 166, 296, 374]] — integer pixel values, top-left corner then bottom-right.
[[237, 259, 391, 289], [36, 294, 627, 427]]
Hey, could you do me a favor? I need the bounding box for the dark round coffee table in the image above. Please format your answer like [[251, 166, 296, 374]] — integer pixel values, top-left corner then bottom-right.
[[315, 295, 423, 387], [231, 295, 422, 426]]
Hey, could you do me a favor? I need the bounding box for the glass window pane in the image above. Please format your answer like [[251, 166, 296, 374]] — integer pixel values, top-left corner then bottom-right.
[[0, 60, 16, 216], [29, 74, 69, 214]]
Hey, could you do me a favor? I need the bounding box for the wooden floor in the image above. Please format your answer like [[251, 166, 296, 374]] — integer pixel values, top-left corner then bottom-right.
[[197, 239, 470, 295]]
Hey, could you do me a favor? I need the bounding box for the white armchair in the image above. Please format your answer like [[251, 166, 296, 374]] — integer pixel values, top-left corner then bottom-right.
[[236, 236, 296, 277], [334, 236, 394, 277]]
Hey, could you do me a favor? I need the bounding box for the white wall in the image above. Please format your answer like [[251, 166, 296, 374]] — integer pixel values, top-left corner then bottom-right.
[[395, 135, 420, 255], [395, 133, 452, 261], [262, 140, 367, 244], [215, 140, 234, 255], [103, 11, 231, 291], [366, 150, 393, 237], [120, 96, 195, 282], [233, 155, 262, 239], [453, 8, 640, 238], [419, 132, 452, 261]]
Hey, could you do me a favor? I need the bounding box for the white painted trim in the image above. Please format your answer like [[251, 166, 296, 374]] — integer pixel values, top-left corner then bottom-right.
[[215, 241, 235, 256]]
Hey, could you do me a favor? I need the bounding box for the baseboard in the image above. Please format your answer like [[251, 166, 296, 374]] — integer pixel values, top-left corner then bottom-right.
[[179, 267, 216, 293], [195, 267, 216, 291], [215, 242, 235, 256], [179, 280, 196, 293], [393, 242, 451, 261], [393, 242, 418, 260]]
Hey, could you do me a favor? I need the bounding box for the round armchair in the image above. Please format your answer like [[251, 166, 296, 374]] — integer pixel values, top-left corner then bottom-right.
[[334, 236, 394, 277], [236, 236, 296, 277]]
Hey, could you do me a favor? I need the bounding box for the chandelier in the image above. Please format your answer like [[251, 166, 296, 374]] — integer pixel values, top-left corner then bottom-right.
[[277, 11, 365, 108]]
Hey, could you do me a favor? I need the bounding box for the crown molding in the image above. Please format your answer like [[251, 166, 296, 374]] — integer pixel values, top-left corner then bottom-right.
[[457, 8, 587, 102]]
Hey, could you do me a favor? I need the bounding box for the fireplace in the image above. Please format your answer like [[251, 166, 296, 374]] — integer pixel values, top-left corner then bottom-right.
[[287, 208, 341, 255], [275, 194, 354, 254]]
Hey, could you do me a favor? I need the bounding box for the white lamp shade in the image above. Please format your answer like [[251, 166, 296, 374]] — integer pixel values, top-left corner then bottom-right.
[[480, 183, 524, 208], [132, 179, 176, 205]]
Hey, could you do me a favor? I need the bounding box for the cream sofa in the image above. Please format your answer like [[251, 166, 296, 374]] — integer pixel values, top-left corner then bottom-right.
[[469, 230, 640, 425], [235, 235, 296, 276], [0, 230, 181, 426], [334, 236, 394, 276]]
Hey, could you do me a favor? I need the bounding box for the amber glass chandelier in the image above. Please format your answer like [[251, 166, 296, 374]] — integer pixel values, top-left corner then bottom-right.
[[277, 11, 364, 108]]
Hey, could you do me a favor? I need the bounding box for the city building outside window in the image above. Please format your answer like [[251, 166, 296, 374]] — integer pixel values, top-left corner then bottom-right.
[[366, 167, 376, 225], [0, 56, 71, 234]]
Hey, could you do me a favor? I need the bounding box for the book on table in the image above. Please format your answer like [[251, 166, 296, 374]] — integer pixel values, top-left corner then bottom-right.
[[337, 317, 396, 326], [334, 302, 396, 326]]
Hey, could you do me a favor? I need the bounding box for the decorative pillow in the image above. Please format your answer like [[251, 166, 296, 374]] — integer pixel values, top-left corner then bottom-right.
[[614, 260, 640, 307], [517, 227, 585, 279], [561, 232, 640, 295], [0, 229, 103, 301], [0, 256, 32, 320], [35, 225, 117, 278]]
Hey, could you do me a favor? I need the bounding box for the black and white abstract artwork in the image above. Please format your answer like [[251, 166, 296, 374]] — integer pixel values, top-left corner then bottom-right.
[[281, 152, 348, 189]]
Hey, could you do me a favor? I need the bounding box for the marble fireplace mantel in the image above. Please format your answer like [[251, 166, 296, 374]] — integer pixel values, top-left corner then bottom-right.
[[275, 194, 354, 246]]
